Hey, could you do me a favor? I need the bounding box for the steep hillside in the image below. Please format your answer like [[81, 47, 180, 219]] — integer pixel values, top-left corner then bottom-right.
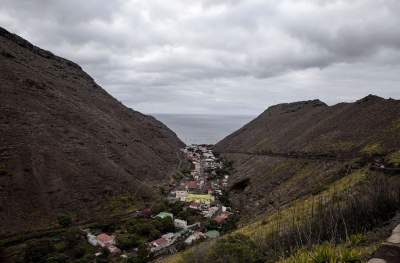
[[161, 98, 400, 262], [215, 96, 400, 217], [0, 27, 184, 236]]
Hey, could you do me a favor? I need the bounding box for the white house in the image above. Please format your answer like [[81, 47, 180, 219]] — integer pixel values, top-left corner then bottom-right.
[[96, 233, 116, 248], [174, 219, 188, 229], [175, 190, 188, 201], [202, 206, 219, 218], [87, 233, 98, 246]]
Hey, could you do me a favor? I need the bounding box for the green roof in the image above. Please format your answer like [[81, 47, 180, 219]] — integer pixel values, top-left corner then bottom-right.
[[205, 230, 220, 239], [155, 212, 173, 219]]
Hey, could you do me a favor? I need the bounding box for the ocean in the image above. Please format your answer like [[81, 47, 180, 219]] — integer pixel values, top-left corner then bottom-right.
[[153, 114, 255, 145]]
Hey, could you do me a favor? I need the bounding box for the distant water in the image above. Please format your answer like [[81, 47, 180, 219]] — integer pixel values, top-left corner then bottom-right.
[[153, 114, 255, 145]]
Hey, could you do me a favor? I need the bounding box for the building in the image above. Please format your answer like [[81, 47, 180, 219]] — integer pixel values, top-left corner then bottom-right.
[[149, 237, 169, 252], [154, 212, 173, 220], [213, 212, 231, 223], [162, 233, 175, 242], [202, 206, 219, 218], [186, 181, 199, 191], [96, 233, 116, 248], [87, 233, 98, 246], [107, 245, 121, 255], [174, 219, 188, 229], [137, 207, 152, 217], [189, 201, 202, 210], [174, 190, 188, 202], [184, 231, 205, 245]]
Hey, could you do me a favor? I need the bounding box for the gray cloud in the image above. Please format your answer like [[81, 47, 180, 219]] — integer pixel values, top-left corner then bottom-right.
[[1, 0, 400, 115]]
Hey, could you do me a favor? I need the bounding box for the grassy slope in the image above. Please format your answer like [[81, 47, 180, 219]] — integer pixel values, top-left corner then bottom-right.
[[160, 168, 373, 263]]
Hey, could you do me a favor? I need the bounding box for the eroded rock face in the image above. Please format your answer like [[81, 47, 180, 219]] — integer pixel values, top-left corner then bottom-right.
[[0, 27, 184, 236]]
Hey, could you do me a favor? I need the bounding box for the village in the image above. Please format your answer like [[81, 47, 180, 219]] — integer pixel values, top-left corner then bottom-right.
[[80, 144, 237, 262]]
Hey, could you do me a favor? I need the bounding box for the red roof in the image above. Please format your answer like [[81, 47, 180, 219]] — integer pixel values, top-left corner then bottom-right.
[[213, 212, 230, 223], [96, 233, 114, 243], [187, 181, 198, 189], [151, 237, 168, 247]]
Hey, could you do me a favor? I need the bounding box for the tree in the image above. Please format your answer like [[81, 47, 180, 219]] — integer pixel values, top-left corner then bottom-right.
[[118, 234, 143, 251], [154, 217, 175, 233]]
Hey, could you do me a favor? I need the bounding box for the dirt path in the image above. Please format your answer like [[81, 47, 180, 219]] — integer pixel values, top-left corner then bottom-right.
[[369, 224, 400, 263]]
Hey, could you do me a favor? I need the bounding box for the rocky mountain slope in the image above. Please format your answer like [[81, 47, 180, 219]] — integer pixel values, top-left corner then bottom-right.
[[215, 96, 400, 217], [0, 27, 184, 236]]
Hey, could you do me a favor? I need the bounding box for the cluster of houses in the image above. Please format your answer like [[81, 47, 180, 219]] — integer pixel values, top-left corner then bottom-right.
[[83, 145, 233, 259], [147, 211, 218, 256], [169, 145, 232, 221], [84, 230, 122, 256], [145, 145, 234, 256]]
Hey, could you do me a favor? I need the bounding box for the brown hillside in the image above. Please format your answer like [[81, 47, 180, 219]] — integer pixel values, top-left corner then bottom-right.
[[216, 96, 400, 217], [0, 27, 184, 236]]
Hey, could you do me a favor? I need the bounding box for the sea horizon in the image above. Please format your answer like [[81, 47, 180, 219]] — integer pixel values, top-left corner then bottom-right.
[[152, 113, 255, 145]]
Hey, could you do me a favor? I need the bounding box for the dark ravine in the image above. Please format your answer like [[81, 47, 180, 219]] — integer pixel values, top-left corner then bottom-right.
[[215, 96, 400, 217], [0, 27, 185, 236]]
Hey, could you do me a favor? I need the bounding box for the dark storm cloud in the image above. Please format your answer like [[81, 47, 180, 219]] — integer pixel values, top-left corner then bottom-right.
[[1, 0, 400, 114]]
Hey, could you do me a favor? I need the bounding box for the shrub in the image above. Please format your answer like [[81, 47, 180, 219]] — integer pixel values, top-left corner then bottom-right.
[[57, 214, 72, 228], [63, 228, 81, 249], [207, 234, 262, 263], [46, 253, 68, 263], [118, 234, 143, 250], [24, 239, 55, 263]]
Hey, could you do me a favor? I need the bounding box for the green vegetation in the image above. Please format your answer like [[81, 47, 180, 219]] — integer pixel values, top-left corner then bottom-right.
[[21, 228, 96, 263], [331, 141, 355, 152], [203, 214, 239, 234], [277, 239, 378, 263], [386, 151, 400, 167], [104, 194, 138, 214], [57, 214, 72, 228], [24, 239, 56, 263], [118, 234, 144, 250], [164, 170, 400, 263], [126, 217, 174, 241], [361, 143, 383, 156], [207, 234, 262, 263]]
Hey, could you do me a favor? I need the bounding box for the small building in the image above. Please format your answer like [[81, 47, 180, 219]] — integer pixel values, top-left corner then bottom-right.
[[205, 230, 220, 239], [154, 212, 173, 220], [96, 233, 116, 248], [149, 237, 169, 252], [186, 181, 199, 191], [202, 206, 219, 218], [107, 245, 121, 255], [175, 190, 188, 202], [174, 219, 188, 229], [137, 207, 152, 217], [213, 212, 231, 223], [162, 233, 175, 242], [87, 233, 98, 246], [189, 202, 202, 210]]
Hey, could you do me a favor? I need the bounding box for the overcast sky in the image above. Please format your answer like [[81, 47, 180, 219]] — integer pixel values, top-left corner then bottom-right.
[[1, 0, 400, 115]]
